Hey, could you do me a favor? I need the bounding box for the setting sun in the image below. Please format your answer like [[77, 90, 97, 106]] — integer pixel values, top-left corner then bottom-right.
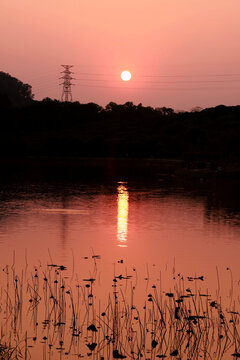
[[121, 70, 131, 81]]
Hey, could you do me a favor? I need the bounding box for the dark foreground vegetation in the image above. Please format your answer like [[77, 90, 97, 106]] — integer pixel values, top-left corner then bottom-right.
[[1, 257, 240, 360], [1, 71, 240, 161]]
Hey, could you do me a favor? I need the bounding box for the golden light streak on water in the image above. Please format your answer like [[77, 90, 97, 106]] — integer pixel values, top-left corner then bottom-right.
[[117, 182, 129, 247]]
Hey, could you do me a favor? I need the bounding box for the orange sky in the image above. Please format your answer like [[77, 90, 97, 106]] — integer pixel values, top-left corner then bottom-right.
[[1, 0, 240, 110]]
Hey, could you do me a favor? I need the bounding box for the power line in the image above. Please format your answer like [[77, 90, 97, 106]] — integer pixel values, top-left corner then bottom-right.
[[75, 72, 240, 78], [137, 73, 240, 78], [26, 68, 240, 97], [75, 83, 240, 91], [75, 78, 240, 84]]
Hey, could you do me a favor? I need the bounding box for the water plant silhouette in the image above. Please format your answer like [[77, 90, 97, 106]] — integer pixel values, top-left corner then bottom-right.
[[1, 255, 240, 359]]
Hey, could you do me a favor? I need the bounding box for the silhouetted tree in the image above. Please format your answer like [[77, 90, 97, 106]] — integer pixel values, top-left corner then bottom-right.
[[0, 93, 11, 109], [0, 71, 34, 106], [0, 95, 239, 160], [105, 102, 118, 112], [191, 106, 203, 112], [155, 107, 174, 116]]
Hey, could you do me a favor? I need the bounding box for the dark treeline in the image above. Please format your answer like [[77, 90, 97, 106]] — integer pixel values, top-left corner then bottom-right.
[[1, 71, 240, 161], [1, 98, 240, 161]]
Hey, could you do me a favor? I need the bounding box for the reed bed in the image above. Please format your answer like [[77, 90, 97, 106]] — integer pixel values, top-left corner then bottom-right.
[[0, 254, 240, 360]]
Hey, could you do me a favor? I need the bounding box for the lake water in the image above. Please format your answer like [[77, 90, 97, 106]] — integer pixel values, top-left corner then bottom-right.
[[1, 158, 240, 359]]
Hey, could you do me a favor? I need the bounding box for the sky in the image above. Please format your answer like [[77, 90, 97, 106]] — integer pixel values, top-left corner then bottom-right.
[[1, 0, 240, 110]]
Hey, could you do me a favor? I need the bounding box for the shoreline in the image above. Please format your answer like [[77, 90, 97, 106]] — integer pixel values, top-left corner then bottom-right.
[[0, 156, 240, 179]]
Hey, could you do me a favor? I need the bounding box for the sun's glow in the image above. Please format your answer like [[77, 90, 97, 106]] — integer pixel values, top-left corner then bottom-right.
[[121, 70, 131, 81], [117, 183, 129, 247]]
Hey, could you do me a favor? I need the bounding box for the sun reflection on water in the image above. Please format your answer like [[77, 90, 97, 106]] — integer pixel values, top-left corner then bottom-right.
[[117, 182, 129, 247]]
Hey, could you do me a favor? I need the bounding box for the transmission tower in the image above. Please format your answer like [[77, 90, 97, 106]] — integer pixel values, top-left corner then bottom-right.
[[60, 65, 75, 102]]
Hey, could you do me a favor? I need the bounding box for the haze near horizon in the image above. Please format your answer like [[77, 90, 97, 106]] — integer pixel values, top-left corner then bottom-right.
[[1, 0, 240, 110]]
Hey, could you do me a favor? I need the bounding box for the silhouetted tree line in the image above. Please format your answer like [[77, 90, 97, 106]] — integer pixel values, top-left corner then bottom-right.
[[1, 71, 240, 160], [0, 71, 34, 107]]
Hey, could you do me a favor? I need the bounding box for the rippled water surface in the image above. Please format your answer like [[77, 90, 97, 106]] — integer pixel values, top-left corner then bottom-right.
[[1, 159, 240, 274], [1, 158, 240, 359]]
